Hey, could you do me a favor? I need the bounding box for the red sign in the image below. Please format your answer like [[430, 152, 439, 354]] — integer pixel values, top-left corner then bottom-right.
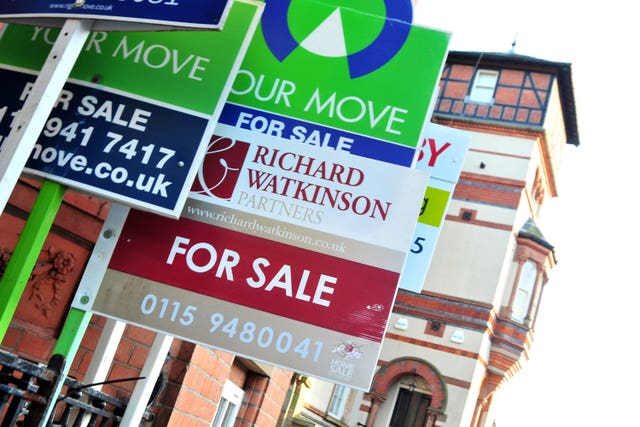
[[109, 211, 397, 342], [79, 125, 429, 390]]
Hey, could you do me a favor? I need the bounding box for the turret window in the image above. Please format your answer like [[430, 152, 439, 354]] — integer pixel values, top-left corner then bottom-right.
[[511, 260, 537, 323], [502, 219, 555, 327]]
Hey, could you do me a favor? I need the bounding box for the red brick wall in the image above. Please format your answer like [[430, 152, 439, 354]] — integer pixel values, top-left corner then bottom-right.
[[1, 179, 108, 363], [1, 180, 294, 426], [149, 341, 234, 426], [237, 368, 292, 427]]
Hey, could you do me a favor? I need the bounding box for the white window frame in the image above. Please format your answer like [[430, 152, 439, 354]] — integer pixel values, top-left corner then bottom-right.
[[511, 260, 537, 322], [327, 384, 350, 420], [211, 380, 244, 427], [468, 69, 499, 103]]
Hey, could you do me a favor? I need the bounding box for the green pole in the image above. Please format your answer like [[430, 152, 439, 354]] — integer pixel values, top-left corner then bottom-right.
[[38, 308, 93, 426], [53, 307, 92, 357], [0, 180, 66, 341]]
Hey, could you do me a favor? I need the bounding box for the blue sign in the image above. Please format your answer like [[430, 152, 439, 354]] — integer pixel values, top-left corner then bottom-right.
[[0, 0, 233, 30], [0, 0, 264, 217], [219, 103, 417, 166], [0, 68, 208, 212]]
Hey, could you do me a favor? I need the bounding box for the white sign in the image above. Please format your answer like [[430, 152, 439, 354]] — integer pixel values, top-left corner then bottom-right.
[[399, 124, 471, 292], [74, 125, 430, 390]]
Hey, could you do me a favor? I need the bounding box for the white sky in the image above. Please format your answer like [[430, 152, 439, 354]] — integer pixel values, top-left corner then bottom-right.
[[414, 1, 639, 425]]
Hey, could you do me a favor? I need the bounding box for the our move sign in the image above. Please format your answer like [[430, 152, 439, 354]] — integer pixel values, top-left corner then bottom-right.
[[219, 0, 451, 167]]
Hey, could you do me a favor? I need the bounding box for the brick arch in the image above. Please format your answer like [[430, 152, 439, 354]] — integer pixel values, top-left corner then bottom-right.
[[369, 357, 447, 414]]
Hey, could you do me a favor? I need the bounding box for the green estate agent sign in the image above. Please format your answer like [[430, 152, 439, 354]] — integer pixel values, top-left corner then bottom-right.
[[0, 0, 263, 217], [218, 0, 451, 167]]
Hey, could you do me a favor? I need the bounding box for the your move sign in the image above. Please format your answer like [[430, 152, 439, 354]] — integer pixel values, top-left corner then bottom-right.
[[0, 0, 263, 217]]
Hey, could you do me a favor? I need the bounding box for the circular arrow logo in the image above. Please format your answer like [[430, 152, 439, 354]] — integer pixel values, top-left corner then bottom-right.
[[261, 0, 413, 79]]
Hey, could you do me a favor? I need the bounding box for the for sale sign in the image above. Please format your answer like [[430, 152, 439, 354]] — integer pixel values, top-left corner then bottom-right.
[[219, 0, 451, 167], [186, 126, 423, 251], [74, 126, 429, 390], [0, 0, 263, 217], [399, 124, 471, 292]]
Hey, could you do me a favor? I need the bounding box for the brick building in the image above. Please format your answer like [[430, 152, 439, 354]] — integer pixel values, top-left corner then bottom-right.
[[282, 51, 579, 427]]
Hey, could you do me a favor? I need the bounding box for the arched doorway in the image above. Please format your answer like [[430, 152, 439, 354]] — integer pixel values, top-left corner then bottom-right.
[[366, 358, 447, 427]]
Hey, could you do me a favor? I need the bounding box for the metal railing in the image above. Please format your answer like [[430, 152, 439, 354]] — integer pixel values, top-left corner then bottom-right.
[[0, 349, 149, 427]]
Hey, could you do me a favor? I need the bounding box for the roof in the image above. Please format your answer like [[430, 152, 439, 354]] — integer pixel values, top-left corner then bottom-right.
[[446, 50, 580, 146], [518, 218, 557, 265]]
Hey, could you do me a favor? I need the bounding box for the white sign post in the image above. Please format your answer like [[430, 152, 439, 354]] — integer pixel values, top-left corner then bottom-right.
[[0, 19, 91, 214]]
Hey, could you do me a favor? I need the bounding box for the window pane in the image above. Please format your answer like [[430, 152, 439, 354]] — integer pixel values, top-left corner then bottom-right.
[[476, 72, 498, 86], [470, 70, 498, 102], [211, 380, 244, 427], [512, 260, 537, 322], [328, 384, 350, 419], [212, 398, 230, 427], [472, 87, 494, 102], [220, 402, 238, 427]]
